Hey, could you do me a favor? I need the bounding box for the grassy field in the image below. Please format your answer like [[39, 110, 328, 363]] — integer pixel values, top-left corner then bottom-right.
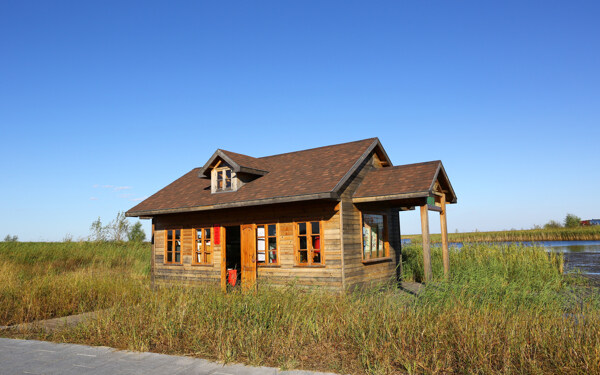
[[403, 225, 600, 243], [1, 242, 599, 374]]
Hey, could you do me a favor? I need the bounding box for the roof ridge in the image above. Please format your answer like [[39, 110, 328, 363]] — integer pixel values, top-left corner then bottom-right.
[[258, 138, 378, 160]]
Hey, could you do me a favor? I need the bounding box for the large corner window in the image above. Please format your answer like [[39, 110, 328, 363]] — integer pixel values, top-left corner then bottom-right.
[[216, 168, 233, 192], [296, 221, 323, 266], [165, 229, 181, 264], [362, 213, 388, 260], [194, 228, 212, 264], [257, 224, 278, 265]]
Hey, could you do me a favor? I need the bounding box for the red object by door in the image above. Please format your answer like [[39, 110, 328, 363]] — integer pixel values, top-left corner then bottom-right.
[[227, 269, 237, 286]]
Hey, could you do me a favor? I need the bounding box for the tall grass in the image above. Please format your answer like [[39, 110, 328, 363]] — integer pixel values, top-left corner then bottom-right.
[[2, 242, 599, 374], [404, 225, 600, 243], [0, 242, 150, 325]]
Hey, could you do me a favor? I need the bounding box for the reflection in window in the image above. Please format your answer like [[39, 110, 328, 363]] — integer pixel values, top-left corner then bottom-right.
[[216, 168, 233, 192], [362, 214, 387, 260], [297, 221, 322, 265], [194, 227, 213, 264], [257, 224, 278, 264]]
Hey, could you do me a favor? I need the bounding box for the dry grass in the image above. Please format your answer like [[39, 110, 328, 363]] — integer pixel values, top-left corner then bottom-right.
[[2, 242, 599, 374]]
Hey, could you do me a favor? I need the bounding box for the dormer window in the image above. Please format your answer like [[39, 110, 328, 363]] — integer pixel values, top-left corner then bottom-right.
[[200, 149, 270, 194], [216, 168, 233, 191]]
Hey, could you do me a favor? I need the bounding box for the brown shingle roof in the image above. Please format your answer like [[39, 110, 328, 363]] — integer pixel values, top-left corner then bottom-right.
[[127, 138, 380, 216], [353, 161, 444, 199], [219, 150, 270, 173]]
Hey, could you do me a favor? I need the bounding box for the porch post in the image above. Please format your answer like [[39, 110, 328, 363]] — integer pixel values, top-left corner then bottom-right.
[[440, 194, 450, 278], [420, 204, 432, 282]]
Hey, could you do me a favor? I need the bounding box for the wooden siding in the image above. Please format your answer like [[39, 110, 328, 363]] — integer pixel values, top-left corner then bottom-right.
[[152, 200, 343, 290], [338, 152, 402, 290]]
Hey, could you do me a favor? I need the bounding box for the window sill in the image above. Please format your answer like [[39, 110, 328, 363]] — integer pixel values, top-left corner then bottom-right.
[[163, 263, 183, 266], [362, 257, 392, 265], [258, 264, 281, 268], [293, 264, 326, 268], [191, 263, 214, 267]]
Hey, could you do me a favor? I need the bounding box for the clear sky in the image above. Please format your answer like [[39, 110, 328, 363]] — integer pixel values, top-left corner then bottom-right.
[[1, 1, 599, 241]]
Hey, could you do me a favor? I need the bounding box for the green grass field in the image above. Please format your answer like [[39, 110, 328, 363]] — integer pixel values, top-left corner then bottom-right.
[[1, 241, 599, 374], [403, 225, 600, 243]]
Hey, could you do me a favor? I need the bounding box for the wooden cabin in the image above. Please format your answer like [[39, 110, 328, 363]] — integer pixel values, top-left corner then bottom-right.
[[126, 138, 457, 291]]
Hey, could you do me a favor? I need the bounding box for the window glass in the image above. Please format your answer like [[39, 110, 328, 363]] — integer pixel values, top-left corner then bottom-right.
[[363, 214, 387, 260], [311, 222, 320, 234], [257, 226, 265, 237], [193, 227, 213, 265], [296, 221, 324, 265], [299, 236, 307, 250], [268, 224, 276, 237]]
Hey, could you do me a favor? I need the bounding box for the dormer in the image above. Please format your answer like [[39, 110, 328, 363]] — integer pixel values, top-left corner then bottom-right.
[[198, 149, 269, 193]]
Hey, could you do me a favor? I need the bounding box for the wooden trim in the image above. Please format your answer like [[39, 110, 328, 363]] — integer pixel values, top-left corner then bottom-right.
[[293, 220, 325, 266], [338, 202, 345, 290], [352, 191, 430, 204], [192, 227, 213, 265], [332, 139, 383, 194], [440, 194, 450, 277], [360, 211, 389, 261], [164, 229, 182, 265], [256, 223, 280, 266], [427, 205, 442, 212], [126, 192, 338, 217], [221, 225, 227, 292], [420, 205, 432, 282], [362, 256, 392, 265]]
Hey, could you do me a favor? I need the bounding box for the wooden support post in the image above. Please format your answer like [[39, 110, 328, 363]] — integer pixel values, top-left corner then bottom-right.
[[440, 194, 450, 278], [420, 204, 432, 282]]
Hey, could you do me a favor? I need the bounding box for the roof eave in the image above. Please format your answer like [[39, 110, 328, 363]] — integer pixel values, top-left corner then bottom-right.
[[126, 192, 339, 217]]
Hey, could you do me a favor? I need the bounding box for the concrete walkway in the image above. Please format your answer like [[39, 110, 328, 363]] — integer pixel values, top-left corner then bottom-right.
[[0, 311, 101, 333], [0, 338, 338, 375]]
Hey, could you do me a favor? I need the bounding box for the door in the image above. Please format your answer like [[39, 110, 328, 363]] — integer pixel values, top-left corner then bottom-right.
[[240, 224, 257, 290]]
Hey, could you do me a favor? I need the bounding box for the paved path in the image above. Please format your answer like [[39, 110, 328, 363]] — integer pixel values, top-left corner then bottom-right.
[[0, 338, 338, 375], [0, 311, 101, 332]]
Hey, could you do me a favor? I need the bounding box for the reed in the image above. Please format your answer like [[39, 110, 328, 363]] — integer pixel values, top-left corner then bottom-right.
[[0, 242, 150, 325], [2, 242, 598, 374], [404, 225, 600, 244]]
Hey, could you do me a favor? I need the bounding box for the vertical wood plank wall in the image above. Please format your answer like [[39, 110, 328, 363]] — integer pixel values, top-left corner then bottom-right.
[[152, 201, 343, 290]]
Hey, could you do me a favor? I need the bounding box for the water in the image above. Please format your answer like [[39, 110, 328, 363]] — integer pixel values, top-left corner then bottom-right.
[[403, 239, 600, 276]]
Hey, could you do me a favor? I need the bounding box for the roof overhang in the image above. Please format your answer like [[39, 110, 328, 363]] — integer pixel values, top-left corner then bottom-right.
[[126, 191, 339, 217]]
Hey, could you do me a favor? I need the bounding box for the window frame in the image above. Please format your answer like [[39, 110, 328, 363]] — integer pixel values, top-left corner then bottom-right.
[[360, 212, 389, 261], [294, 220, 324, 266], [256, 223, 279, 266], [193, 227, 213, 265], [164, 229, 182, 265], [215, 167, 233, 192]]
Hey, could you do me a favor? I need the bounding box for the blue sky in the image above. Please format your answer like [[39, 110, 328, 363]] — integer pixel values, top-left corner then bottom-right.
[[1, 1, 599, 241]]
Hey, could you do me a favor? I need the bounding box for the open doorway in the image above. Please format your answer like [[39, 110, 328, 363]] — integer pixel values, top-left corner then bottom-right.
[[225, 226, 241, 287]]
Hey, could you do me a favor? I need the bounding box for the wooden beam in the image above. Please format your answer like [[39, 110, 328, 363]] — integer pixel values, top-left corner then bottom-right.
[[420, 205, 432, 282], [427, 205, 442, 212], [440, 194, 450, 278]]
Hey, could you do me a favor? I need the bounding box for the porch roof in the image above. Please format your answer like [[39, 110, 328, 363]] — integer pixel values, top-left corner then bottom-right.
[[352, 160, 457, 205]]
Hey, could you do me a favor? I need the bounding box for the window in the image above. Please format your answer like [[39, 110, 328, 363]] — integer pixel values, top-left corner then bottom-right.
[[194, 228, 212, 264], [165, 229, 181, 264], [257, 224, 278, 265], [362, 214, 388, 260], [296, 221, 323, 265], [215, 168, 233, 191]]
